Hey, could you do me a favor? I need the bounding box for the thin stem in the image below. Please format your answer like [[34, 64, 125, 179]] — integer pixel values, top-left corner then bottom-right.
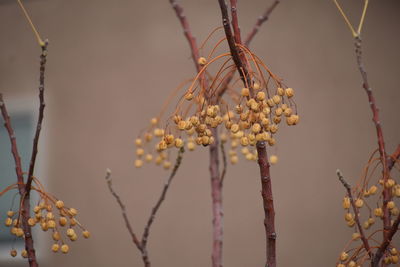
[[336, 170, 372, 260], [354, 37, 391, 250], [106, 148, 184, 267], [0, 94, 38, 267], [25, 43, 48, 196], [244, 0, 280, 46]]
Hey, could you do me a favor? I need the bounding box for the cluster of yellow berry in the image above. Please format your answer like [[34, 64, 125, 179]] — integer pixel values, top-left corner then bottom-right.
[[133, 41, 299, 169], [337, 175, 399, 265], [5, 198, 90, 257], [134, 83, 298, 168]]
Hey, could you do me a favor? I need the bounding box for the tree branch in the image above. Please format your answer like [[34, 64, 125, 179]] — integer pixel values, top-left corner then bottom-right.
[[336, 170, 372, 260], [354, 36, 391, 251], [25, 42, 48, 195], [256, 142, 276, 267], [244, 0, 280, 46], [106, 148, 184, 267], [388, 144, 400, 171], [216, 2, 277, 266], [0, 94, 38, 267]]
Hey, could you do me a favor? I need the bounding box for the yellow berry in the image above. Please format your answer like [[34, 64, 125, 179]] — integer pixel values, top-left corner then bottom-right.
[[10, 249, 17, 257], [70, 218, 77, 226], [230, 156, 239, 164], [198, 57, 207, 65], [241, 88, 250, 97], [369, 185, 378, 195], [352, 232, 361, 240], [390, 248, 398, 255], [82, 230, 91, 239], [269, 155, 278, 165], [253, 83, 261, 90], [46, 212, 55, 220], [55, 200, 64, 209], [343, 197, 351, 209], [340, 251, 349, 261], [163, 161, 172, 170], [5, 217, 12, 227], [136, 148, 145, 156], [374, 208, 383, 218], [385, 179, 396, 188], [240, 137, 249, 146], [344, 213, 353, 222], [277, 87, 284, 96], [69, 208, 78, 216], [355, 198, 364, 208], [52, 243, 60, 252], [269, 124, 278, 134], [135, 138, 142, 146], [392, 255, 399, 264], [52, 232, 61, 241], [185, 92, 194, 100], [21, 250, 28, 258], [59, 216, 67, 226], [175, 138, 184, 148], [187, 142, 196, 151], [7, 211, 14, 217], [67, 228, 76, 237], [150, 117, 158, 125], [368, 217, 375, 225], [145, 154, 153, 162], [285, 88, 294, 97], [256, 91, 266, 101], [251, 123, 261, 134], [272, 95, 281, 105], [70, 233, 78, 241], [134, 159, 143, 168], [61, 244, 69, 254], [47, 220, 56, 229]]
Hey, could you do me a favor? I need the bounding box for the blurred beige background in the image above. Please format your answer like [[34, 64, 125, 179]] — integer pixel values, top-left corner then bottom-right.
[[1, 0, 399, 266]]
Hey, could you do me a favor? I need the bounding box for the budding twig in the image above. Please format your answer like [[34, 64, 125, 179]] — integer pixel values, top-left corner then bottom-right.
[[106, 148, 184, 267]]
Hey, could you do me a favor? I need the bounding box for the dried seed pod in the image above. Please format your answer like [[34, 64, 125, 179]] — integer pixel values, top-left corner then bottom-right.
[[285, 88, 294, 97]]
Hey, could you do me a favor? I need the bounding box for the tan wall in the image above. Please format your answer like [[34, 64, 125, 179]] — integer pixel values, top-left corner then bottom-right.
[[0, 0, 399, 266]]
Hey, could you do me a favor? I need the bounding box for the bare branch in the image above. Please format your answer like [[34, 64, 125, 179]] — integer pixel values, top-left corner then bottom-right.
[[106, 148, 184, 267], [25, 42, 48, 195], [0, 94, 38, 267], [219, 141, 227, 186], [245, 0, 280, 46], [388, 144, 400, 171]]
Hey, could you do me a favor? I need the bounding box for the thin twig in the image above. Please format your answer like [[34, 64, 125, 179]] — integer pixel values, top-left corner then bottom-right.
[[106, 148, 184, 267], [373, 213, 400, 266], [354, 37, 391, 248], [25, 42, 48, 196], [388, 144, 400, 171], [0, 94, 38, 267], [105, 169, 142, 251], [336, 169, 373, 260], [219, 141, 227, 186], [140, 148, 184, 259], [168, 0, 201, 72], [244, 0, 280, 46]]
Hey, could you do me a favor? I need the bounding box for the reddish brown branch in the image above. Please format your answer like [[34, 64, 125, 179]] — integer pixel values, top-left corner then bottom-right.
[[244, 0, 280, 46], [168, 2, 224, 266], [256, 142, 276, 267], [209, 128, 223, 267], [169, 0, 201, 72], [217, 0, 280, 100], [336, 170, 372, 260], [219, 141, 227, 186], [216, 2, 277, 266], [0, 94, 38, 267], [388, 144, 400, 170], [25, 42, 48, 195], [354, 37, 392, 258], [106, 148, 184, 267], [373, 213, 400, 266], [217, 0, 251, 89]]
